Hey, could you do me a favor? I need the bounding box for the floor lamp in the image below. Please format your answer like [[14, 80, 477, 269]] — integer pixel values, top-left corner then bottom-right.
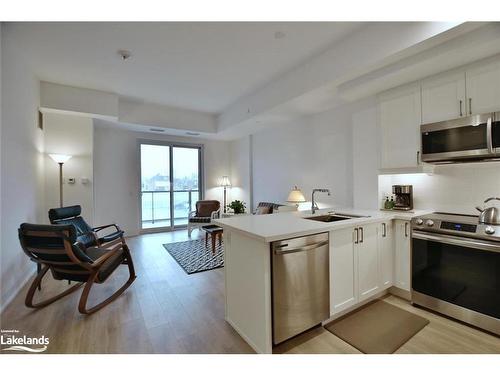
[[49, 154, 72, 207], [219, 176, 231, 213]]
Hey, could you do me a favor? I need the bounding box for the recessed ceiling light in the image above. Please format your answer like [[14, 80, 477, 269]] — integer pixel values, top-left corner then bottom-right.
[[117, 49, 132, 60], [274, 31, 286, 39], [149, 128, 165, 133], [186, 132, 200, 136]]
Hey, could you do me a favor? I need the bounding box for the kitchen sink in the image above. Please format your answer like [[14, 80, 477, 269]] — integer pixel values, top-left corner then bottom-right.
[[303, 213, 368, 223]]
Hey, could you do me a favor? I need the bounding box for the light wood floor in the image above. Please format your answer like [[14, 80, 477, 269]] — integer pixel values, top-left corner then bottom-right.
[[1, 229, 499, 354]]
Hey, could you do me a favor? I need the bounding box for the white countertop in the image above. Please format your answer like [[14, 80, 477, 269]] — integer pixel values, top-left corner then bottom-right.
[[214, 207, 432, 243]]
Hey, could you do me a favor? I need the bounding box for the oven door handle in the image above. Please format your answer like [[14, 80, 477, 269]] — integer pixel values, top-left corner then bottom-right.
[[412, 231, 500, 253]]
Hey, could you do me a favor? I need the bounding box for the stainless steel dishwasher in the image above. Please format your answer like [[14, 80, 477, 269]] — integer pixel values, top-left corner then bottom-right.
[[272, 232, 330, 345]]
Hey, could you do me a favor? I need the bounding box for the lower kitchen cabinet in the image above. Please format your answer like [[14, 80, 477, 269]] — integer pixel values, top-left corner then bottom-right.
[[378, 221, 394, 288], [394, 220, 411, 291], [357, 224, 380, 302], [330, 227, 358, 315]]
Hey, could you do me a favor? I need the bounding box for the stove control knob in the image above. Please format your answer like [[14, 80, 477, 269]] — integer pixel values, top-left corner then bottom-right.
[[485, 226, 496, 235], [425, 220, 434, 227], [415, 218, 424, 225]]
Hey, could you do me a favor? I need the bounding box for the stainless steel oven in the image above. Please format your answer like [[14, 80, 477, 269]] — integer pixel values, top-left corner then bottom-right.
[[411, 213, 500, 335], [421, 112, 500, 163]]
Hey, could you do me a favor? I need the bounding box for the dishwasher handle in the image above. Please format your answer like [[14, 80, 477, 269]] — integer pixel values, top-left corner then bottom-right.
[[273, 240, 329, 255]]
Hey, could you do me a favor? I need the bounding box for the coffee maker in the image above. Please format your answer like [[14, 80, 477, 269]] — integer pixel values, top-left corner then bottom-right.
[[392, 185, 413, 211]]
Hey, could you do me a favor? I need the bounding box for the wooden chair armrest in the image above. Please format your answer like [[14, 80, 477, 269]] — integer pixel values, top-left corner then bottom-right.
[[90, 246, 122, 268], [211, 208, 221, 219], [98, 237, 123, 249], [93, 223, 121, 233]]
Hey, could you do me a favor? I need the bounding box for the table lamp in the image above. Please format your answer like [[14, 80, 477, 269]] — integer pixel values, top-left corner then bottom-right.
[[287, 186, 306, 208]]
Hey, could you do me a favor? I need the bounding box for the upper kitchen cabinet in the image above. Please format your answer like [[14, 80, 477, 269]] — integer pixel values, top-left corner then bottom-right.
[[421, 71, 466, 124], [379, 83, 423, 172], [465, 58, 500, 115]]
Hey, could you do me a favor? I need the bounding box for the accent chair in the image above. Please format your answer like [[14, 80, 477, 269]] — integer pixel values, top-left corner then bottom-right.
[[18, 223, 136, 314], [187, 200, 221, 237]]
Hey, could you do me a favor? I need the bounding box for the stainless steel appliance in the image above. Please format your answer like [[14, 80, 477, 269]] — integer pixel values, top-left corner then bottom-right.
[[411, 212, 500, 335], [420, 112, 500, 163], [392, 185, 413, 211], [272, 232, 330, 344], [476, 197, 500, 225]]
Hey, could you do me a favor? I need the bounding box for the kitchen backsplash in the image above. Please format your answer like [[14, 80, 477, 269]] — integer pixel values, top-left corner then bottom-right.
[[378, 162, 500, 215]]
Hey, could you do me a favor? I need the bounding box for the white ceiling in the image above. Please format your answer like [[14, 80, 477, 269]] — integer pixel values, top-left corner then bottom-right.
[[9, 22, 362, 113]]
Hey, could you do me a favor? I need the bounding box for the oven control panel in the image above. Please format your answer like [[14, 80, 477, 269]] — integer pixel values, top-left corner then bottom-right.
[[440, 221, 477, 233]]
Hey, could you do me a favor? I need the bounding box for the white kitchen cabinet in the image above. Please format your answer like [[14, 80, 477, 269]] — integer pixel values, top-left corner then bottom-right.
[[377, 221, 394, 289], [379, 83, 422, 170], [465, 59, 500, 115], [394, 220, 411, 291], [330, 228, 358, 315], [357, 224, 380, 302], [421, 71, 466, 124]]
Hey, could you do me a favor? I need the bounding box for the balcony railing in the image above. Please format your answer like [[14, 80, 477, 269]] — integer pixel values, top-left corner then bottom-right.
[[141, 189, 199, 227]]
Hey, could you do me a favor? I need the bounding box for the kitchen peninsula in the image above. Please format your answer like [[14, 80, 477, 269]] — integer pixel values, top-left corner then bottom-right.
[[214, 208, 429, 353]]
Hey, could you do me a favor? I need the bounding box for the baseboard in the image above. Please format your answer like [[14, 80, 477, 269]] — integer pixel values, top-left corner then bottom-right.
[[0, 269, 36, 315], [389, 286, 411, 301], [225, 317, 268, 354]]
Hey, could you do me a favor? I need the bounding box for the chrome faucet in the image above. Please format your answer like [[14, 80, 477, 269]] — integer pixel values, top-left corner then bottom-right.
[[311, 188, 331, 214]]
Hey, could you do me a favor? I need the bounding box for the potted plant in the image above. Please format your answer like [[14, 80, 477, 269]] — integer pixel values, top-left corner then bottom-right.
[[227, 200, 246, 214]]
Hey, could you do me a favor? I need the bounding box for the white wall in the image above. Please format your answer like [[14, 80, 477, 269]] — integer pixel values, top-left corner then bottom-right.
[[352, 100, 380, 210], [251, 106, 353, 210], [93, 123, 231, 236], [228, 135, 252, 212], [1, 24, 44, 309], [43, 112, 94, 223]]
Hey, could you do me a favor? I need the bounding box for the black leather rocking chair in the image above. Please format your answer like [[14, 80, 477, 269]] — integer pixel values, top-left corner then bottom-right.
[[48, 205, 125, 248], [18, 223, 136, 314]]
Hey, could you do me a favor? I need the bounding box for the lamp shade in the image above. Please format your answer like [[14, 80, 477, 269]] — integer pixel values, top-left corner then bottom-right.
[[219, 175, 231, 187], [287, 186, 306, 203], [49, 154, 72, 164]]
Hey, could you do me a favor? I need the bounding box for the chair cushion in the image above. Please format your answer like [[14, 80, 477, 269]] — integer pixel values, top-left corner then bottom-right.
[[85, 247, 125, 283], [189, 217, 211, 223], [256, 206, 272, 215], [48, 205, 82, 221], [196, 200, 220, 217]]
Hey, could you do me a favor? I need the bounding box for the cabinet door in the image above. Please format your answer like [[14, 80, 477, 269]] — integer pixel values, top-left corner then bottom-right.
[[421, 71, 466, 124], [466, 59, 500, 115], [379, 83, 422, 169], [357, 224, 380, 302], [330, 228, 358, 315], [377, 221, 394, 289], [394, 220, 411, 291]]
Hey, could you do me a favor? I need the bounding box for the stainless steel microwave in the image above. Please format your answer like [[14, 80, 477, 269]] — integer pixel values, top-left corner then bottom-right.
[[420, 112, 500, 163]]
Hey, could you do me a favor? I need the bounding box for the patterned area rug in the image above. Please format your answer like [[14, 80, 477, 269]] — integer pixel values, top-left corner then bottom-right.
[[163, 239, 224, 274]]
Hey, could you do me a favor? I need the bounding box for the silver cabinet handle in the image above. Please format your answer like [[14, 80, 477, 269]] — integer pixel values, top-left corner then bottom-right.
[[404, 222, 409, 237], [274, 240, 329, 255], [459, 99, 463, 116], [354, 228, 359, 244], [359, 227, 364, 243], [382, 223, 387, 238], [469, 97, 472, 115]]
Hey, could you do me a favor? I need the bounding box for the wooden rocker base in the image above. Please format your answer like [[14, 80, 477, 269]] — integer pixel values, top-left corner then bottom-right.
[[25, 259, 136, 315], [25, 265, 83, 309], [78, 260, 136, 315]]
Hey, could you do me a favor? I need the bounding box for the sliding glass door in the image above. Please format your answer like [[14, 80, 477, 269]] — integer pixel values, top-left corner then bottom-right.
[[140, 142, 202, 231]]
